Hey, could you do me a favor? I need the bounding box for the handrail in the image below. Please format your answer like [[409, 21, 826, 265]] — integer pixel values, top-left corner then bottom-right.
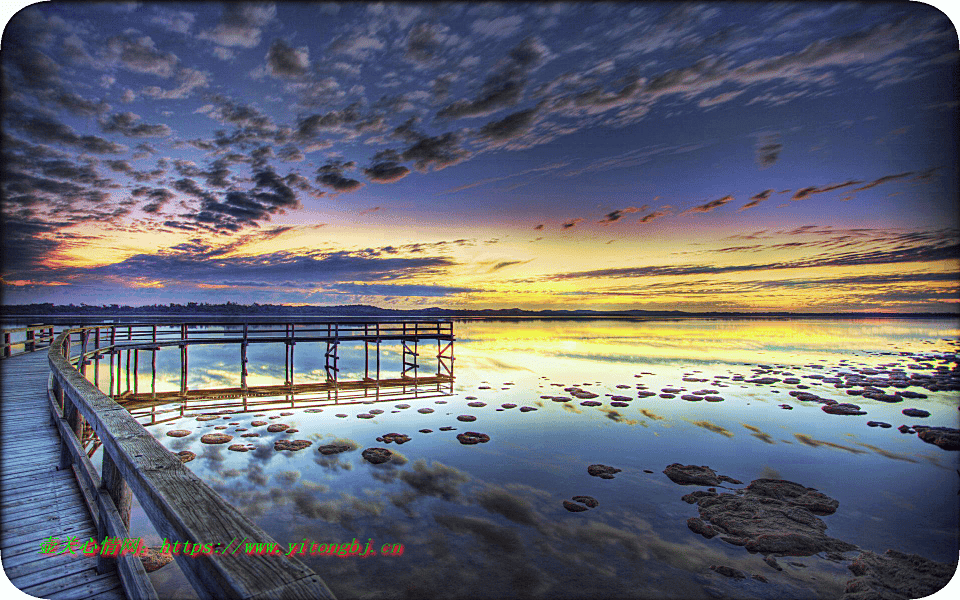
[[48, 329, 337, 600], [1, 325, 56, 357]]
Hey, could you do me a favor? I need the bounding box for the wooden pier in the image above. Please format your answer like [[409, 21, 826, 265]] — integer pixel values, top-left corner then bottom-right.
[[1, 320, 454, 600], [1, 351, 126, 599]]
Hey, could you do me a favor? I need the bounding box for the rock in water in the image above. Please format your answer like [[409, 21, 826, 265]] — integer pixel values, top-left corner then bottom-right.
[[841, 549, 955, 600], [681, 477, 856, 556], [901, 408, 930, 418], [587, 464, 622, 479], [200, 433, 232, 444], [572, 495, 599, 508], [318, 444, 353, 455], [562, 500, 589, 512], [361, 447, 392, 464], [274, 439, 312, 451], [663, 464, 742, 486], [911, 426, 960, 450], [456, 431, 490, 445], [710, 565, 746, 579]]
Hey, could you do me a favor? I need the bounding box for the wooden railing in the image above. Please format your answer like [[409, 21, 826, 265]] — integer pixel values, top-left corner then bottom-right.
[[1, 325, 56, 358], [48, 328, 337, 600]]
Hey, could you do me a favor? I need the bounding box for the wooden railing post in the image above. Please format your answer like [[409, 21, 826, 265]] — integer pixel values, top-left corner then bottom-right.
[[97, 452, 132, 575], [2, 332, 10, 358], [26, 329, 35, 352]]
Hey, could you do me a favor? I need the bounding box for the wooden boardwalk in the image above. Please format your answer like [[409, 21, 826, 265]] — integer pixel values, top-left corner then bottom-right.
[[1, 351, 126, 599]]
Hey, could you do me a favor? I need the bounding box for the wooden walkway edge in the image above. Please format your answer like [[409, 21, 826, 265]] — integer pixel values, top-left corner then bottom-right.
[[1, 351, 126, 600]]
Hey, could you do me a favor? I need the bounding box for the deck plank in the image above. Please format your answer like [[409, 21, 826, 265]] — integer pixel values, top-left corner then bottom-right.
[[1, 351, 125, 600]]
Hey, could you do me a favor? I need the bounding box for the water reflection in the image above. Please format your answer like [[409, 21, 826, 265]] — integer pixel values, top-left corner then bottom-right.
[[79, 319, 958, 599]]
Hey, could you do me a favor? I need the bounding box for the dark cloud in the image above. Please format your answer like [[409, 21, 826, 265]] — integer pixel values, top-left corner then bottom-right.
[[598, 206, 648, 224], [364, 162, 411, 183], [131, 186, 175, 214], [13, 113, 127, 154], [266, 39, 310, 79], [852, 171, 915, 191], [437, 36, 548, 119], [51, 91, 111, 116], [105, 33, 179, 77], [680, 195, 733, 215], [562, 218, 583, 229], [198, 3, 276, 49], [405, 22, 454, 65], [330, 283, 479, 297], [316, 161, 364, 193], [400, 132, 470, 172], [543, 242, 960, 281], [754, 133, 782, 168], [99, 112, 173, 137], [739, 189, 773, 211], [791, 180, 862, 201], [477, 106, 540, 141]]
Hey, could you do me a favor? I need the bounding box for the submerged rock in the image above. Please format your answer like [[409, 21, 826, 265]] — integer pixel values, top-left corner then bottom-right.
[[175, 450, 195, 463], [378, 433, 411, 444], [166, 430, 191, 438], [562, 500, 589, 512], [318, 444, 353, 455], [439, 426, 456, 431], [866, 421, 892, 428], [200, 433, 233, 444], [912, 426, 960, 451], [580, 400, 602, 407], [587, 464, 622, 479], [418, 429, 433, 434], [663, 464, 742, 486], [266, 423, 290, 432], [417, 408, 434, 414], [681, 477, 855, 557], [610, 401, 629, 407], [519, 406, 538, 412], [841, 549, 955, 600], [467, 401, 487, 408], [901, 408, 930, 418], [274, 439, 312, 451], [456, 415, 477, 422], [456, 431, 490, 444], [361, 447, 392, 464], [822, 403, 867, 416], [572, 495, 599, 508], [710, 565, 746, 579], [687, 517, 717, 539], [250, 421, 268, 427]]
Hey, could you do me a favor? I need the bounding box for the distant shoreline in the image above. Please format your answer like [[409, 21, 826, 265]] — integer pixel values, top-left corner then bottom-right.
[[1, 303, 957, 325]]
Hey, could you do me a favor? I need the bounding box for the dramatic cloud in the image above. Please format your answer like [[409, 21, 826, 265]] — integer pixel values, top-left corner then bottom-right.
[[680, 195, 733, 215], [198, 3, 276, 49], [437, 36, 549, 119], [266, 39, 310, 79], [598, 206, 648, 224], [316, 161, 364, 193], [99, 112, 173, 137], [754, 133, 782, 168], [739, 189, 774, 211]]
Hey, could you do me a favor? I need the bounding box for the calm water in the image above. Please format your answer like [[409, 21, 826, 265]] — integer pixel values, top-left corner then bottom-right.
[[91, 318, 959, 599]]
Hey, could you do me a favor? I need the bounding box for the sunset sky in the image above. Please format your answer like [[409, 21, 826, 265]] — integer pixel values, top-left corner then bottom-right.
[[1, 1, 958, 312]]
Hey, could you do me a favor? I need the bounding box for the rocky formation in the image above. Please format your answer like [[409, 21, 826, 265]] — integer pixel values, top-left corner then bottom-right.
[[677, 476, 856, 556], [200, 433, 232, 444], [587, 464, 622, 479], [571, 495, 598, 508], [912, 426, 960, 450], [361, 447, 392, 464], [840, 549, 955, 600], [166, 430, 191, 437], [274, 439, 311, 451], [456, 431, 490, 445], [318, 443, 353, 455], [663, 464, 742, 486]]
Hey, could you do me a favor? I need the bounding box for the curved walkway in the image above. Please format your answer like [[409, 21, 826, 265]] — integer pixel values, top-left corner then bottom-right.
[[0, 351, 125, 599]]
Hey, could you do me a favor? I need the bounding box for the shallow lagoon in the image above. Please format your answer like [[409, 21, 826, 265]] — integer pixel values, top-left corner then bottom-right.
[[98, 318, 959, 599]]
